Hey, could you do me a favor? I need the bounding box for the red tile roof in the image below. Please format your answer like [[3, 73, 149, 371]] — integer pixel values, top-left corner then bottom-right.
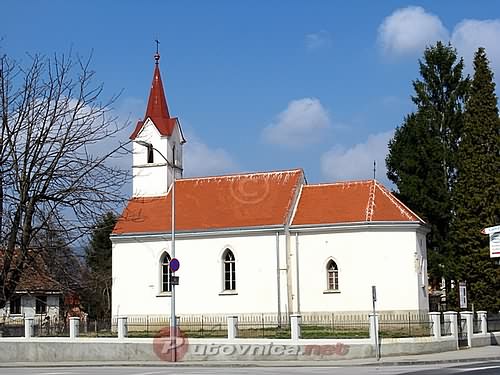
[[292, 180, 423, 226], [0, 250, 62, 293], [113, 169, 304, 234], [130, 61, 178, 140]]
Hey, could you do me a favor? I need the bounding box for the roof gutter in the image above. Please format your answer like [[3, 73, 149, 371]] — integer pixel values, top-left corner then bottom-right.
[[111, 224, 286, 242], [290, 221, 430, 234]]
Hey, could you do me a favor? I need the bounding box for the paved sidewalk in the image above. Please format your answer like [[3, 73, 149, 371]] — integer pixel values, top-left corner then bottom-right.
[[0, 345, 499, 368], [367, 345, 500, 366]]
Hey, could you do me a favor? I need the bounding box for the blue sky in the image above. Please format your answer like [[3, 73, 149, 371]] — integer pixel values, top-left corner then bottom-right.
[[2, 1, 499, 191]]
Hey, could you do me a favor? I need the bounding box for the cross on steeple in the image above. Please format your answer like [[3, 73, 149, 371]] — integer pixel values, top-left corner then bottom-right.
[[154, 39, 160, 64]]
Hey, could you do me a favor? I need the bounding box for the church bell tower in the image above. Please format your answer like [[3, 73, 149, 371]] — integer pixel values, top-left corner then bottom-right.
[[130, 51, 186, 197]]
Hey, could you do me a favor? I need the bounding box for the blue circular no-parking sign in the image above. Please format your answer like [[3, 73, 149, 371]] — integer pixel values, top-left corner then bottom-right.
[[169, 258, 180, 272]]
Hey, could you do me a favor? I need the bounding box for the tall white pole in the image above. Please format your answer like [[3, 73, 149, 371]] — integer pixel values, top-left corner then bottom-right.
[[134, 140, 178, 361], [372, 285, 380, 361], [170, 145, 176, 362]]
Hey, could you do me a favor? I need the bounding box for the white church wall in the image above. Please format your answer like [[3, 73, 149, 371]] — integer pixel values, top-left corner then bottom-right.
[[177, 233, 281, 315], [294, 227, 428, 314], [416, 232, 429, 312], [112, 237, 163, 317], [113, 226, 429, 318], [112, 232, 285, 318]]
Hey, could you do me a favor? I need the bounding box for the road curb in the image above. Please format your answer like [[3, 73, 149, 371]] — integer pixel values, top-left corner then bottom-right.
[[368, 356, 500, 367], [0, 356, 500, 368]]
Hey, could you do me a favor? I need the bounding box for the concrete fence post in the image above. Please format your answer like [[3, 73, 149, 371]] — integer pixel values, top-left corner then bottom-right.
[[290, 314, 301, 341], [117, 317, 128, 339], [428, 312, 441, 339], [69, 317, 80, 339], [227, 315, 238, 339], [24, 317, 34, 339], [369, 313, 379, 346], [461, 311, 473, 347], [443, 311, 458, 340], [477, 311, 487, 335]]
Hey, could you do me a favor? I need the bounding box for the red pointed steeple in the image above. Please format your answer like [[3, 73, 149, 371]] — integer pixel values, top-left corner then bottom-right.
[[130, 53, 178, 139], [146, 52, 171, 120]]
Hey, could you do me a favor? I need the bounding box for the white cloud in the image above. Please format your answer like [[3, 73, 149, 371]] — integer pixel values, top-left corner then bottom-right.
[[378, 6, 449, 57], [262, 98, 330, 148], [452, 19, 500, 75], [305, 30, 332, 50], [321, 131, 393, 185], [378, 7, 500, 76], [183, 134, 238, 177]]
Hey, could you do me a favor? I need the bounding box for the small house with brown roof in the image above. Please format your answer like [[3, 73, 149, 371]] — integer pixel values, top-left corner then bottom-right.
[[111, 54, 430, 320], [0, 251, 62, 321]]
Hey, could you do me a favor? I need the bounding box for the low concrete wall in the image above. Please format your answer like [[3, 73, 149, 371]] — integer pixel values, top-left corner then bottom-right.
[[0, 338, 158, 362], [490, 332, 500, 345], [472, 334, 493, 347], [471, 332, 500, 347], [0, 336, 466, 363], [380, 336, 457, 357]]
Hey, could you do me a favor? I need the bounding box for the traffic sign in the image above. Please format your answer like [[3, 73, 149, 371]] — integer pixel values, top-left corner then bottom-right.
[[489, 232, 500, 258], [482, 225, 500, 235], [169, 258, 180, 272], [481, 225, 500, 258]]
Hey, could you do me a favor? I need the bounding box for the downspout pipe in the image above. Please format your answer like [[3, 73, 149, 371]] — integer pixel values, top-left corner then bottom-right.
[[295, 232, 301, 314], [275, 232, 282, 327], [285, 223, 293, 314]]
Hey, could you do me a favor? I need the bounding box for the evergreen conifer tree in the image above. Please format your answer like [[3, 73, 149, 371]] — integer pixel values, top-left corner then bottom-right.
[[82, 212, 117, 319], [386, 42, 469, 286], [449, 48, 500, 311]]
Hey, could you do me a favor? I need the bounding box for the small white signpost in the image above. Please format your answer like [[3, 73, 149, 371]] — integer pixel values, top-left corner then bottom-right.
[[459, 281, 467, 309], [482, 225, 500, 259]]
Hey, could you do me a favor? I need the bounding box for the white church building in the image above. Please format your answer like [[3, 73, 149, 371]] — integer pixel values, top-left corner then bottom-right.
[[111, 54, 430, 320]]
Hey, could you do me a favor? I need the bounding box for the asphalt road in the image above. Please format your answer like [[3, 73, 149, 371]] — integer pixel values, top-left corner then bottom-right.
[[1, 362, 500, 375]]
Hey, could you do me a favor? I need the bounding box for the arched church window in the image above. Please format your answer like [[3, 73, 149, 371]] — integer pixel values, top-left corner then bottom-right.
[[223, 249, 236, 291], [161, 252, 172, 293], [326, 260, 339, 291]]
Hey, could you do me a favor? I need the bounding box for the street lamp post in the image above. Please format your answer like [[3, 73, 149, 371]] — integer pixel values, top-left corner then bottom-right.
[[135, 140, 178, 361], [170, 145, 177, 362]]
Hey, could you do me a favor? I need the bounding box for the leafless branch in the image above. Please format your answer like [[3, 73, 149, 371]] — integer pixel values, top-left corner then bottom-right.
[[0, 49, 129, 309]]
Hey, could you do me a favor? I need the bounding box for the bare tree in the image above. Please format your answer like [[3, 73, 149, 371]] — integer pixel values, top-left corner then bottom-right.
[[0, 49, 129, 309]]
